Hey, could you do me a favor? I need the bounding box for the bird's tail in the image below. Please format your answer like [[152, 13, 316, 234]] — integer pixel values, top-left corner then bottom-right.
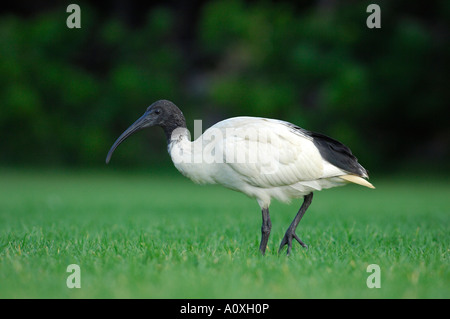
[[339, 174, 375, 189]]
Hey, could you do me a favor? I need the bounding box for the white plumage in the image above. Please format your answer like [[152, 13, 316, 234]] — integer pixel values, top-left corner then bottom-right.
[[106, 100, 374, 255], [169, 117, 372, 208]]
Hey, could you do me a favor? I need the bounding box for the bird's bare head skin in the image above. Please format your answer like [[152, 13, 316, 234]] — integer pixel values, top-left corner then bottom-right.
[[106, 100, 186, 164]]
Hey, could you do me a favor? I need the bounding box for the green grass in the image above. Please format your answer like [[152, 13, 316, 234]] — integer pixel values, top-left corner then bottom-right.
[[0, 168, 448, 298]]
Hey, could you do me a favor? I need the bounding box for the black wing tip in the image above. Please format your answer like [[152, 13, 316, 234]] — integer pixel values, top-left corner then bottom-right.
[[283, 122, 370, 177], [308, 131, 367, 177], [356, 164, 369, 178]]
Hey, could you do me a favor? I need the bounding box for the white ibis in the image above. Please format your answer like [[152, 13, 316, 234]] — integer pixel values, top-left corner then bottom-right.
[[106, 100, 374, 255]]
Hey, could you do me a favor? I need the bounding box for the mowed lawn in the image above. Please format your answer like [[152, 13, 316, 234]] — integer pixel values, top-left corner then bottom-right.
[[0, 168, 448, 298]]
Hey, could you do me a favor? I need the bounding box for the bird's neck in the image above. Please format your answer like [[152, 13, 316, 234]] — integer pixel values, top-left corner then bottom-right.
[[161, 107, 191, 164], [167, 131, 217, 185], [167, 125, 192, 158], [162, 117, 187, 144]]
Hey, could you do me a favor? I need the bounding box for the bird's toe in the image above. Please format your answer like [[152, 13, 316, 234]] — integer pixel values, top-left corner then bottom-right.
[[279, 231, 307, 255]]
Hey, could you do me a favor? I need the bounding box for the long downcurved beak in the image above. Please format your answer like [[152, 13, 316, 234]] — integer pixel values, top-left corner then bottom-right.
[[105, 112, 150, 164]]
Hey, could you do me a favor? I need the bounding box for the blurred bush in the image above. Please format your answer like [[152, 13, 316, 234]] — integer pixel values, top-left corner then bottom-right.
[[0, 1, 448, 171]]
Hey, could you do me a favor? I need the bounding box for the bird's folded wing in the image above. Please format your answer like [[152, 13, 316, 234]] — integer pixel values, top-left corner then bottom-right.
[[216, 118, 339, 188]]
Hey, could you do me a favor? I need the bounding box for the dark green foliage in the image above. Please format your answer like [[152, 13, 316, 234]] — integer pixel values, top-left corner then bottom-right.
[[0, 1, 448, 170]]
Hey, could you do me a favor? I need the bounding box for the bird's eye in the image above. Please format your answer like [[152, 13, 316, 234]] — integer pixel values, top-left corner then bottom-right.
[[155, 109, 161, 115]]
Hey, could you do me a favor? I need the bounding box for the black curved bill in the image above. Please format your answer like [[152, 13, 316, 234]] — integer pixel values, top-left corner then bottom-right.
[[105, 113, 148, 164]]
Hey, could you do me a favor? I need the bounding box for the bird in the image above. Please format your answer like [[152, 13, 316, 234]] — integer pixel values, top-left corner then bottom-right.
[[106, 99, 374, 255]]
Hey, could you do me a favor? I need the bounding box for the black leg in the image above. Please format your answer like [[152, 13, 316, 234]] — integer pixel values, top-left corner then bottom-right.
[[259, 207, 272, 255], [279, 193, 313, 255]]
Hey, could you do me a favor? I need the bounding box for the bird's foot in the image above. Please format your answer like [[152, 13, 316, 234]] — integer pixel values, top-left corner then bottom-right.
[[278, 230, 308, 255]]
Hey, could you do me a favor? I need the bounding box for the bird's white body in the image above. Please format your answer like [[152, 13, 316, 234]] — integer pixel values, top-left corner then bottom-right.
[[106, 100, 374, 254], [168, 117, 371, 209]]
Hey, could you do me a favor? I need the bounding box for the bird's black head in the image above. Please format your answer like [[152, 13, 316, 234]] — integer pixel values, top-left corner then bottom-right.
[[106, 100, 186, 164], [144, 100, 186, 130]]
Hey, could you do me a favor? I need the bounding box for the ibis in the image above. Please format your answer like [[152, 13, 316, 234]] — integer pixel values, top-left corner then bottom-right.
[[106, 100, 374, 255]]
